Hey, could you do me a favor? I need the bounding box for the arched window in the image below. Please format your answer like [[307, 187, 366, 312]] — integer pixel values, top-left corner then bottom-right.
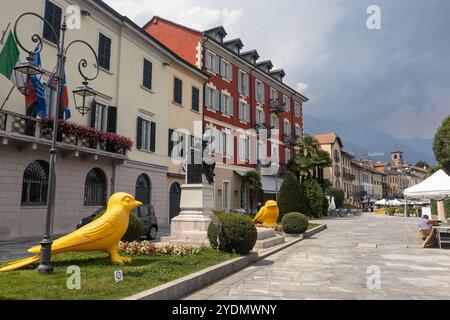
[[84, 168, 107, 206], [135, 174, 151, 204], [21, 160, 49, 206]]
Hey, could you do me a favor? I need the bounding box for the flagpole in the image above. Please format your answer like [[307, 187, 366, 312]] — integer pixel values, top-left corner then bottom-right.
[[0, 22, 11, 45], [0, 84, 15, 111]]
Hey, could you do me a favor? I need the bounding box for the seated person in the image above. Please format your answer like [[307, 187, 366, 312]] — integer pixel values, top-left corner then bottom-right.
[[418, 215, 434, 239]]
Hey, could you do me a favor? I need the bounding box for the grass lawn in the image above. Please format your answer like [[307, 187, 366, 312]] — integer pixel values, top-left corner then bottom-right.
[[0, 250, 236, 300], [307, 223, 321, 230]]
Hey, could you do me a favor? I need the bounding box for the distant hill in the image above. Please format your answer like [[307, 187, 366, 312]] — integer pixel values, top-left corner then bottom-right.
[[304, 115, 436, 165]]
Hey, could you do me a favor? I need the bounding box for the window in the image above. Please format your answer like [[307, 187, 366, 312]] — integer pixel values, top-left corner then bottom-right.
[[238, 70, 249, 96], [238, 135, 250, 161], [283, 95, 291, 112], [238, 101, 250, 122], [218, 130, 227, 156], [43, 1, 62, 44], [295, 125, 302, 138], [92, 102, 108, 132], [256, 108, 265, 126], [192, 87, 200, 112], [142, 59, 153, 90], [270, 88, 278, 102], [137, 117, 156, 152], [294, 102, 301, 117], [220, 59, 233, 81], [135, 174, 151, 205], [284, 120, 291, 137], [84, 168, 107, 206], [220, 92, 234, 116], [222, 181, 230, 211], [205, 50, 219, 74], [285, 148, 291, 163], [270, 114, 279, 129], [98, 33, 112, 70], [205, 86, 220, 111], [173, 77, 183, 105], [255, 80, 265, 104], [21, 160, 49, 206]]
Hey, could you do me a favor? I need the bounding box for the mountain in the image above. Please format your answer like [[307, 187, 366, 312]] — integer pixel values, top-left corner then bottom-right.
[[304, 115, 436, 165]]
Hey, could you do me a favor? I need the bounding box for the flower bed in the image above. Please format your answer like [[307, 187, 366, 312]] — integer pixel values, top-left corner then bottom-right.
[[41, 118, 133, 151], [119, 241, 207, 257]]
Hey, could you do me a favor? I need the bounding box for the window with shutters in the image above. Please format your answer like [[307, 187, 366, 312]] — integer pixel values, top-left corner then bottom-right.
[[205, 86, 220, 111], [256, 108, 265, 126], [270, 114, 279, 129], [205, 50, 219, 74], [270, 87, 278, 102], [284, 120, 291, 137], [220, 92, 233, 116], [238, 70, 249, 96], [173, 77, 183, 105], [94, 103, 108, 132], [220, 59, 233, 81], [294, 102, 301, 117], [137, 117, 156, 152], [43, 1, 62, 44], [192, 87, 200, 112], [255, 80, 265, 104], [295, 125, 302, 139], [238, 101, 250, 123], [98, 33, 112, 70], [142, 59, 153, 90], [283, 95, 291, 112]]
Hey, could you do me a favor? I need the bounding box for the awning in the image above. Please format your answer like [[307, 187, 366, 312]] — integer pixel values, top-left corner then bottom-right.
[[234, 171, 284, 194]]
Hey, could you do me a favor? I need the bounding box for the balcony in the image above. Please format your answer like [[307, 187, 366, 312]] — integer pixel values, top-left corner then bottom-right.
[[0, 110, 130, 161], [270, 99, 285, 115], [343, 172, 356, 181]]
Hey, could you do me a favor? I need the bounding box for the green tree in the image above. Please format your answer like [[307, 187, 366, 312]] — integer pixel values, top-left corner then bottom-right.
[[433, 115, 450, 172], [241, 170, 262, 209], [415, 160, 430, 169], [277, 172, 302, 219], [327, 187, 345, 209], [300, 178, 325, 218]]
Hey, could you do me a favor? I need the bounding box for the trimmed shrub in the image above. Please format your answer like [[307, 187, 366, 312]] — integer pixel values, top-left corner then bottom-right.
[[208, 212, 257, 254], [122, 214, 144, 242], [278, 172, 302, 219], [327, 187, 345, 209], [322, 195, 329, 215], [300, 179, 325, 218], [281, 212, 309, 234]]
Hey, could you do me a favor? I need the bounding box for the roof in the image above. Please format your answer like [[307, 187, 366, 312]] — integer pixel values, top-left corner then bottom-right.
[[92, 2, 209, 80], [271, 69, 286, 77], [314, 133, 343, 148], [203, 26, 227, 37], [240, 50, 260, 60], [223, 38, 244, 49], [142, 15, 309, 102], [257, 60, 274, 68]]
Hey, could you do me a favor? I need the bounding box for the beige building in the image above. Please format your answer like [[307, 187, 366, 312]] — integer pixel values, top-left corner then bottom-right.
[[0, 0, 207, 240], [314, 133, 344, 189]]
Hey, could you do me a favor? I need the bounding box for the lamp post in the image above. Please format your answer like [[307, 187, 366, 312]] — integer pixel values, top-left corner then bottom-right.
[[13, 13, 99, 274]]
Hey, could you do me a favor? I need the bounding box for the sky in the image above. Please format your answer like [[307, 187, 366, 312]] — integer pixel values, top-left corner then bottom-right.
[[104, 0, 450, 140]]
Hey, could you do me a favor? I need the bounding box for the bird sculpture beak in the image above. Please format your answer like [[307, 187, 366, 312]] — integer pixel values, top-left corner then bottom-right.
[[133, 200, 143, 208]]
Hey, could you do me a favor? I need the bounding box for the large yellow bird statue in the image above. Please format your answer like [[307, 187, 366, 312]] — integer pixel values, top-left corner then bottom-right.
[[253, 200, 279, 227], [0, 192, 142, 272]]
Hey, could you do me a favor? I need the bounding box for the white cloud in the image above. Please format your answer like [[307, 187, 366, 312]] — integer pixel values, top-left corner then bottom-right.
[[295, 82, 309, 94], [179, 7, 243, 32]]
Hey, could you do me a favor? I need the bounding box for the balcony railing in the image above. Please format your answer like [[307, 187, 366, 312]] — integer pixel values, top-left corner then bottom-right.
[[0, 110, 129, 158], [270, 99, 285, 115], [343, 172, 356, 181]]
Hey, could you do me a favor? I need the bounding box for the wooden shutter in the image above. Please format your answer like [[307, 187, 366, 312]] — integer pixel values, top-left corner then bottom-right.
[[255, 80, 259, 103], [150, 122, 156, 152], [238, 71, 242, 94], [228, 96, 234, 116], [204, 86, 210, 108], [107, 106, 117, 133], [245, 74, 249, 96], [205, 51, 211, 69], [168, 129, 174, 156], [228, 64, 233, 81], [136, 117, 143, 149], [143, 59, 152, 90], [90, 101, 97, 128]]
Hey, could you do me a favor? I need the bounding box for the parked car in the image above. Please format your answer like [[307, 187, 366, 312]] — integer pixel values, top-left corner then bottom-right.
[[76, 204, 158, 240]]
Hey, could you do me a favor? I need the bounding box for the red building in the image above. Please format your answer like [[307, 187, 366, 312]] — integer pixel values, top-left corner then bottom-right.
[[144, 17, 309, 212]]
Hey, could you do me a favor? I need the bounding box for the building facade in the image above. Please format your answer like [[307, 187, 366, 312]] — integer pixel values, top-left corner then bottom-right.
[[145, 17, 309, 212], [0, 0, 207, 240]]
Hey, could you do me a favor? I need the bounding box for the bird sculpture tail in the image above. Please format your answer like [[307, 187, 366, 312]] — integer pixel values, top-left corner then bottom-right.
[[0, 256, 40, 272]]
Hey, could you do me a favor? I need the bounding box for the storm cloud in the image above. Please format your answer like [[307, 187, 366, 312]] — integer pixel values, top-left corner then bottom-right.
[[104, 0, 450, 140]]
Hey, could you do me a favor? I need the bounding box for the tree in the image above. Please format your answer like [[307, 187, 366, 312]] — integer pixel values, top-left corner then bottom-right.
[[242, 170, 262, 209], [415, 160, 430, 169], [300, 178, 325, 218], [277, 172, 302, 219], [433, 115, 450, 172]]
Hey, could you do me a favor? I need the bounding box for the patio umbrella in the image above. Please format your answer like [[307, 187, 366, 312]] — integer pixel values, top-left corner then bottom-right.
[[389, 199, 402, 206], [330, 196, 336, 211], [375, 199, 388, 206]]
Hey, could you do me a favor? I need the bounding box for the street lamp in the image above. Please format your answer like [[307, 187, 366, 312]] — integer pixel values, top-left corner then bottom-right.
[[13, 12, 99, 274]]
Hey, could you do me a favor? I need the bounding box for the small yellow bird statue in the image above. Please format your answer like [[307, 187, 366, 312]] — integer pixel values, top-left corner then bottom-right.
[[0, 192, 142, 272], [253, 200, 279, 227]]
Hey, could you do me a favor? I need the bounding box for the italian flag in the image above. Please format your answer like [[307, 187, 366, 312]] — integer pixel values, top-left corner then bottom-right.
[[0, 31, 25, 88]]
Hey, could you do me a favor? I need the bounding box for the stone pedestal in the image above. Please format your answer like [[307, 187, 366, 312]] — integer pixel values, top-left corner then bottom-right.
[[161, 184, 214, 246]]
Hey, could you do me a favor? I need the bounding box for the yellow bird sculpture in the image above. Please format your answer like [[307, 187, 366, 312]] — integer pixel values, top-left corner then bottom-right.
[[253, 200, 279, 227], [0, 192, 142, 272]]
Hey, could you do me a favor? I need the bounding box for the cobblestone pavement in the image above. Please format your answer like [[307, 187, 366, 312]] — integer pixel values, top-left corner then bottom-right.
[[184, 214, 450, 300]]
